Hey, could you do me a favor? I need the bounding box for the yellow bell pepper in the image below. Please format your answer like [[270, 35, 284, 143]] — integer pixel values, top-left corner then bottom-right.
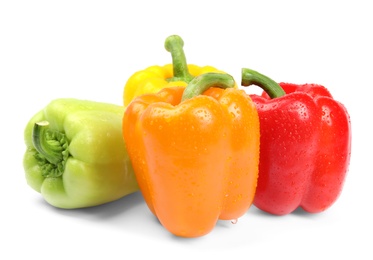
[[123, 35, 230, 106]]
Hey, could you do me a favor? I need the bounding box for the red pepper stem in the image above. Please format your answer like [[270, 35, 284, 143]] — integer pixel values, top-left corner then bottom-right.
[[165, 35, 194, 84], [181, 73, 235, 101], [241, 68, 286, 98]]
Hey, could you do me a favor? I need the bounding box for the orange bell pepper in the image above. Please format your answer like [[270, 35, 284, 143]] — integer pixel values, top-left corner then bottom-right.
[[122, 73, 260, 238]]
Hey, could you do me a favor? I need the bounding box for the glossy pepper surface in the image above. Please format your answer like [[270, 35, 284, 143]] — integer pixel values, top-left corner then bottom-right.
[[242, 68, 351, 215], [23, 99, 139, 209], [123, 73, 260, 237], [123, 35, 228, 106]]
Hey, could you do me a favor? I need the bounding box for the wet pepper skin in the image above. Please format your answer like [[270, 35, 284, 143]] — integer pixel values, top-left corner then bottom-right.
[[123, 74, 260, 237], [244, 69, 351, 215]]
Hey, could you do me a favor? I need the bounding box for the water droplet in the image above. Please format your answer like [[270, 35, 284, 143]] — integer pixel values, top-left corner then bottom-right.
[[231, 219, 238, 224]]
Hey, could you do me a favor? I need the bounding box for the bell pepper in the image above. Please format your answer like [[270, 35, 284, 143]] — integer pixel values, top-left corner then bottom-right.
[[123, 73, 260, 237], [241, 68, 351, 215], [123, 35, 229, 106], [23, 98, 139, 209]]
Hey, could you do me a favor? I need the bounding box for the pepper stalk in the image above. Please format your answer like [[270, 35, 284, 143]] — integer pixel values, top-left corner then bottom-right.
[[32, 121, 69, 177], [241, 68, 286, 98], [165, 35, 194, 84], [181, 73, 235, 101]]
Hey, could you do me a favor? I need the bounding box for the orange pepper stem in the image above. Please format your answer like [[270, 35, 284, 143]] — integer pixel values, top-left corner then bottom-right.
[[164, 35, 194, 83], [241, 68, 286, 98], [181, 73, 235, 102]]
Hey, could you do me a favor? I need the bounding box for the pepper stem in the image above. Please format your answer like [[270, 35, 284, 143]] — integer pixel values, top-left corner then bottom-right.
[[165, 35, 194, 83], [181, 73, 235, 101], [241, 68, 286, 98], [32, 121, 69, 177]]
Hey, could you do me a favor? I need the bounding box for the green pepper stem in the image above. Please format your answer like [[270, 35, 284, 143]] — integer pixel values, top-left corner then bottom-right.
[[181, 73, 235, 101], [165, 35, 194, 83], [32, 121, 69, 177], [241, 68, 286, 98]]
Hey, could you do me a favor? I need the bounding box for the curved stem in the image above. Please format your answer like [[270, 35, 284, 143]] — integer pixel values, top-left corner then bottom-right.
[[165, 35, 194, 83], [33, 121, 63, 164], [32, 121, 69, 177], [241, 68, 286, 98], [181, 73, 235, 102]]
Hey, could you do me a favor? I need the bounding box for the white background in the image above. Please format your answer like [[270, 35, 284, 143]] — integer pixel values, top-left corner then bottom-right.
[[1, 0, 372, 259]]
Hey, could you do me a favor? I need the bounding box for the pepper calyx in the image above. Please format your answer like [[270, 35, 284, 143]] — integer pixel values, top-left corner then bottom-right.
[[32, 121, 69, 178]]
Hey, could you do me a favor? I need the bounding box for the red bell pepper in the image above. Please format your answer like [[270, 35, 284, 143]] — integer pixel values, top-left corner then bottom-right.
[[241, 68, 351, 215]]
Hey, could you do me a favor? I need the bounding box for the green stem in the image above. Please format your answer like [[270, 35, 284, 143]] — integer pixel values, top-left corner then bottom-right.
[[181, 73, 235, 102], [165, 35, 194, 83], [241, 68, 286, 98], [32, 121, 69, 177]]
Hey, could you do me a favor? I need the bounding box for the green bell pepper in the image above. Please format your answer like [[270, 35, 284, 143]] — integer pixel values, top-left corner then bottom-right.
[[23, 98, 139, 209]]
